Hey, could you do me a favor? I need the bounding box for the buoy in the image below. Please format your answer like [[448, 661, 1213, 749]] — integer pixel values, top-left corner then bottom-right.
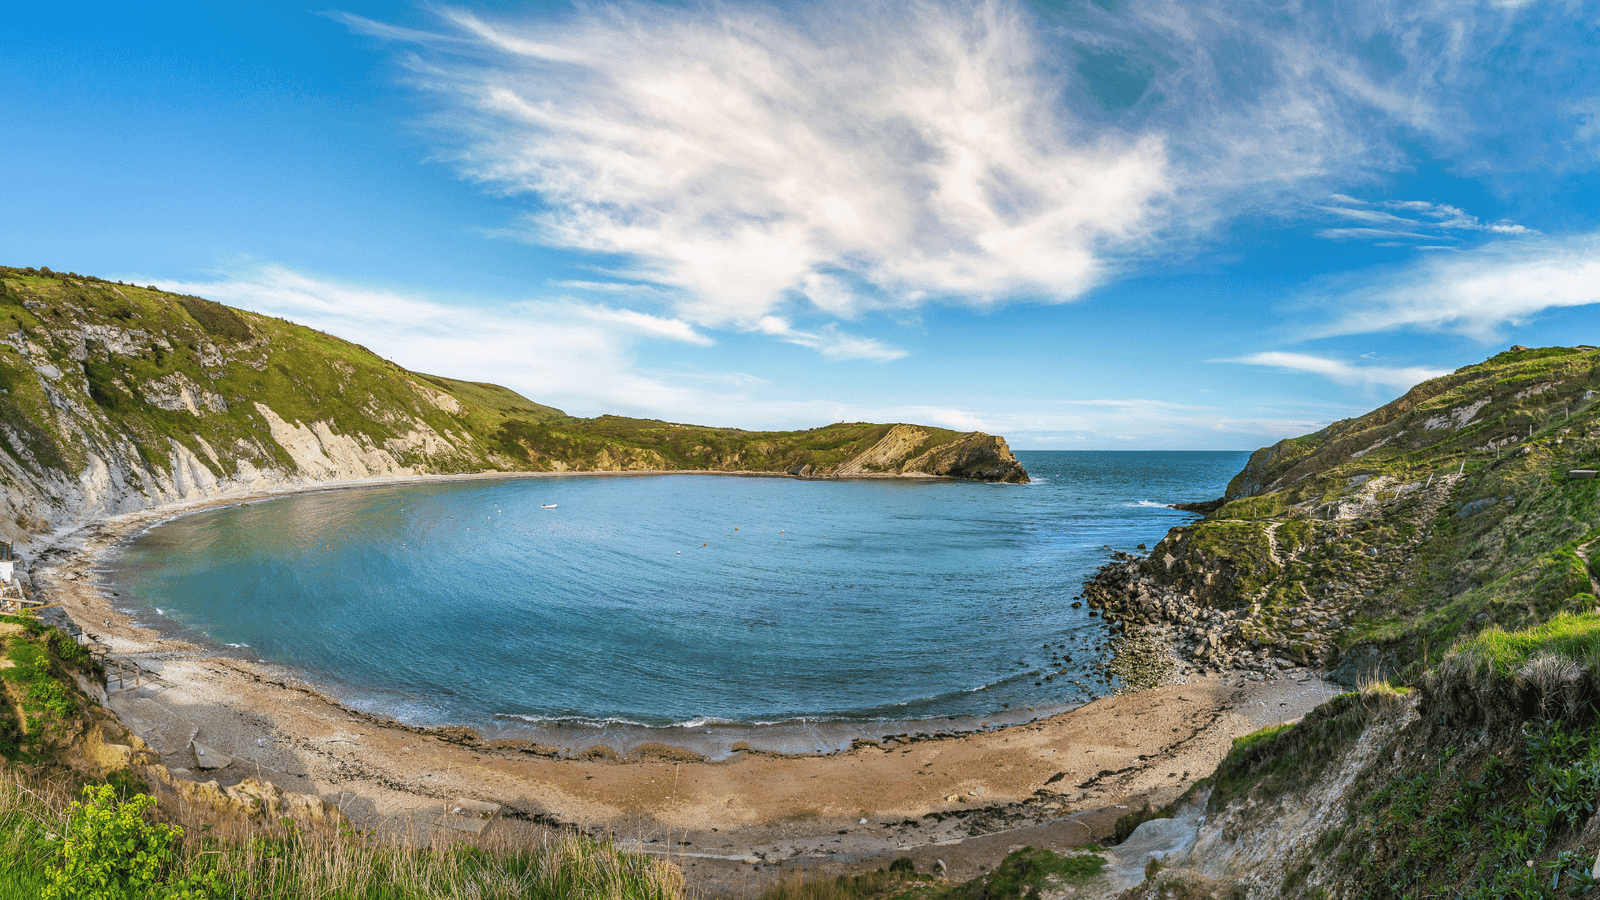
[[677, 551, 681, 554]]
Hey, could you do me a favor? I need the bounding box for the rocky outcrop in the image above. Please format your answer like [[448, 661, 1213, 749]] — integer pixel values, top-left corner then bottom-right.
[[827, 426, 1028, 483], [1082, 346, 1600, 687], [1097, 346, 1600, 897], [903, 432, 1028, 483]]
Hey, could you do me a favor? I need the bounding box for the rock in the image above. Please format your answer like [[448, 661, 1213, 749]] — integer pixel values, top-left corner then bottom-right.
[[144, 769, 340, 828], [192, 741, 232, 770]]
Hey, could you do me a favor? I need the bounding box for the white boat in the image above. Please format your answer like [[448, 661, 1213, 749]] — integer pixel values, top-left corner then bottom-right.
[[541, 504, 558, 509]]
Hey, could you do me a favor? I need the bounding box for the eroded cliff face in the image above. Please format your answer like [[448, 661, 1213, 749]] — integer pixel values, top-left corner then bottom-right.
[[1120, 658, 1600, 899], [0, 267, 1028, 546]]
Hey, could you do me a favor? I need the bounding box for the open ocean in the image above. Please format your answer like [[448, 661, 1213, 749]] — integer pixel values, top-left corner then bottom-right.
[[103, 450, 1249, 755]]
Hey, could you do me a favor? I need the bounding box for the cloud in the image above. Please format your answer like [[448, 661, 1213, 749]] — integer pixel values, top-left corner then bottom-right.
[[1315, 195, 1533, 244], [333, 0, 1600, 334], [1307, 234, 1600, 340], [338, 1, 1173, 328], [754, 316, 906, 361], [1227, 352, 1449, 389]]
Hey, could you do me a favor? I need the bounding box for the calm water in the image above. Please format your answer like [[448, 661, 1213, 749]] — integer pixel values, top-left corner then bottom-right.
[[104, 451, 1247, 754]]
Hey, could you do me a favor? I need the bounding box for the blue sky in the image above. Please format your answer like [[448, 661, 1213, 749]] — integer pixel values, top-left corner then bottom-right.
[[4, 1, 1598, 449]]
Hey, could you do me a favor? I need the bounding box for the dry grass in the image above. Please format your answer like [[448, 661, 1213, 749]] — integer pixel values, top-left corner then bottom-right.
[[0, 764, 687, 900]]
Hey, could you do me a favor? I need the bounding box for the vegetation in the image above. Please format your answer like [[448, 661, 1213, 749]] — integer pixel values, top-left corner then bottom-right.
[[0, 766, 686, 900], [1205, 690, 1379, 811], [1336, 714, 1600, 899], [1447, 612, 1600, 676], [0, 616, 101, 764], [1116, 344, 1600, 672]]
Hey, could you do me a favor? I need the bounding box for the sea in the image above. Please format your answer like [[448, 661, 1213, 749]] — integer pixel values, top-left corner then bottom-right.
[[101, 450, 1249, 757]]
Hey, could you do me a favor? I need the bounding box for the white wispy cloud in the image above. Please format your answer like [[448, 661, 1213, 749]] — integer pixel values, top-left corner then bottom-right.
[[1315, 195, 1532, 244], [331, 0, 1590, 339], [754, 316, 906, 362], [1307, 233, 1600, 340], [339, 2, 1170, 329], [1227, 352, 1449, 389]]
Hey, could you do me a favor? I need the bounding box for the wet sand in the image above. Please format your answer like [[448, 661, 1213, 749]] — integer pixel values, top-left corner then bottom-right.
[[27, 476, 1344, 896]]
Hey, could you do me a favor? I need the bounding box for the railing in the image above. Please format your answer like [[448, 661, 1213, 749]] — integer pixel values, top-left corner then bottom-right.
[[101, 655, 150, 693]]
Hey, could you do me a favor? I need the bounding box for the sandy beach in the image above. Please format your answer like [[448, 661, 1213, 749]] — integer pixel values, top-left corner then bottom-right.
[[27, 475, 1344, 896]]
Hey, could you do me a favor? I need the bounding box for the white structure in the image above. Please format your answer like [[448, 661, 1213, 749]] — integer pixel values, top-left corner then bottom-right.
[[0, 542, 14, 586]]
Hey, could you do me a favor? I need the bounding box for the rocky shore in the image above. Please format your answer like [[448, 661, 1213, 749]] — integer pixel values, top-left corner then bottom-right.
[[1082, 551, 1341, 679], [1081, 469, 1464, 686]]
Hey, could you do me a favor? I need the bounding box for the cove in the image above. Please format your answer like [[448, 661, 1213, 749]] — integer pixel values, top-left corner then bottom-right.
[[103, 450, 1248, 755]]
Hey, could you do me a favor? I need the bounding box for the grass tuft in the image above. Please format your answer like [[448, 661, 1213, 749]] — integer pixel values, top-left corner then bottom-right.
[[1447, 612, 1600, 677]]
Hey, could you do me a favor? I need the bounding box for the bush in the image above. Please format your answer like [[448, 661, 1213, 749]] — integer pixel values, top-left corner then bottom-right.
[[44, 785, 218, 900]]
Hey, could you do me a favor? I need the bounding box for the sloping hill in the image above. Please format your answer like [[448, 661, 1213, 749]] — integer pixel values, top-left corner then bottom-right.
[[1085, 344, 1600, 683], [1076, 345, 1600, 899], [0, 265, 1026, 540]]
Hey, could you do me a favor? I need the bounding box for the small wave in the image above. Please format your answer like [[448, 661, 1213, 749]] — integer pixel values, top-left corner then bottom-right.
[[1126, 500, 1172, 509], [225, 643, 251, 649], [675, 716, 736, 728], [493, 712, 657, 729]]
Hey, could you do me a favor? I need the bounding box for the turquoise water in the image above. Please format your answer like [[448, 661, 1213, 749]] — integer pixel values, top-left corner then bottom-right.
[[105, 451, 1247, 753]]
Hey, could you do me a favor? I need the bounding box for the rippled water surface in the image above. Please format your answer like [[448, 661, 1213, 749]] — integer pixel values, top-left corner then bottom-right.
[[105, 451, 1248, 749]]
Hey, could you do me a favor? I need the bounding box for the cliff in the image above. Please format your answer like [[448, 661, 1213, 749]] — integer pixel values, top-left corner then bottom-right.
[[0, 264, 1026, 544], [1081, 345, 1600, 898]]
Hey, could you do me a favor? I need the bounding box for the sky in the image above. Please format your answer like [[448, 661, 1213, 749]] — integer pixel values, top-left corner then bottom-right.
[[3, 1, 1598, 450]]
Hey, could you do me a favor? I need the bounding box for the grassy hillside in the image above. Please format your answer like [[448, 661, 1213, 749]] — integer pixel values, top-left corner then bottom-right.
[[1086, 344, 1600, 679], [0, 265, 1024, 535], [1096, 344, 1600, 898]]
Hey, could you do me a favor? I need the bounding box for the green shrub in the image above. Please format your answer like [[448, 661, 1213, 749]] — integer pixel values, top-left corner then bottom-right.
[[44, 785, 219, 900], [945, 846, 1106, 900]]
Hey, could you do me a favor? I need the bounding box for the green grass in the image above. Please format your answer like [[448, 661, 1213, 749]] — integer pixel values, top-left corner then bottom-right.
[[0, 617, 101, 763], [944, 846, 1105, 900], [1446, 612, 1600, 676], [0, 867, 49, 900], [1336, 717, 1600, 899], [1231, 722, 1294, 754]]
